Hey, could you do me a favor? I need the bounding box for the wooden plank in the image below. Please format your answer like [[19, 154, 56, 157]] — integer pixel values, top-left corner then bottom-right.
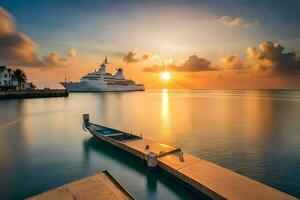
[[123, 138, 179, 158], [26, 171, 134, 200], [158, 152, 297, 200]]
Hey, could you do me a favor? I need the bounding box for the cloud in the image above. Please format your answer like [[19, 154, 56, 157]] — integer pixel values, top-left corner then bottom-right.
[[142, 53, 150, 60], [178, 55, 213, 71], [36, 52, 68, 67], [123, 51, 139, 63], [219, 54, 243, 69], [68, 48, 77, 58], [143, 42, 300, 78], [0, 7, 15, 35], [0, 7, 37, 65], [143, 55, 216, 73], [123, 50, 150, 63], [247, 41, 300, 73], [0, 6, 76, 68], [217, 16, 258, 28]]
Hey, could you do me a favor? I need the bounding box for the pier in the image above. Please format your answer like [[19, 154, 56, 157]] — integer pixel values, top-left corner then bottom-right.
[[158, 152, 296, 200], [84, 115, 298, 200], [27, 171, 134, 200], [0, 89, 69, 99]]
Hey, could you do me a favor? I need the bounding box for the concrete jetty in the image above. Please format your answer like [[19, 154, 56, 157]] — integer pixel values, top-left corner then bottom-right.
[[26, 171, 134, 200], [158, 151, 297, 200], [0, 89, 69, 99], [111, 140, 297, 200], [84, 117, 298, 200]]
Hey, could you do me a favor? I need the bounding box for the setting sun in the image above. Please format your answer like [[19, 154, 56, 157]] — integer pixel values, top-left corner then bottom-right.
[[161, 72, 171, 81]]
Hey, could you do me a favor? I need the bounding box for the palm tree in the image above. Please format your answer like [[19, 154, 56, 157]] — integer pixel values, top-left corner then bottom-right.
[[13, 69, 27, 90]]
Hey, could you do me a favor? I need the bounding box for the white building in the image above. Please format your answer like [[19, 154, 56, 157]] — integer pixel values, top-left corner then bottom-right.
[[0, 66, 34, 90], [0, 66, 16, 87], [21, 82, 35, 90]]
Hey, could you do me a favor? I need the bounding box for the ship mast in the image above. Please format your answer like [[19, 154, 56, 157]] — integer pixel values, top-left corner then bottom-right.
[[104, 56, 109, 64], [99, 56, 108, 74]]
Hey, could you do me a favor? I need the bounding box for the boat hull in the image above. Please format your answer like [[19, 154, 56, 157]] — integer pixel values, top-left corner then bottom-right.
[[60, 82, 145, 92]]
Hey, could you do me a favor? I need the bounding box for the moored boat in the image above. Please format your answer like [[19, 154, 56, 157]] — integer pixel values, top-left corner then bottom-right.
[[83, 114, 141, 143]]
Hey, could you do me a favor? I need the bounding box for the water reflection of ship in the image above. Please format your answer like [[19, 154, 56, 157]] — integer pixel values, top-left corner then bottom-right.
[[91, 92, 125, 126]]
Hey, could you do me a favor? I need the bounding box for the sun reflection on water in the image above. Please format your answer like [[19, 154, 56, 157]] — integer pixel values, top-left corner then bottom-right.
[[161, 89, 170, 136], [161, 89, 169, 116]]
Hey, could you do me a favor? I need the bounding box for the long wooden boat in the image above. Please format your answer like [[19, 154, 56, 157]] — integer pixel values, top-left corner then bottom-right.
[[82, 114, 180, 162], [83, 114, 141, 142]]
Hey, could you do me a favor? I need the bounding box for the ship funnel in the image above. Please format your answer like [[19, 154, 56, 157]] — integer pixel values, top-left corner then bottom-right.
[[113, 68, 125, 79], [99, 63, 106, 74]]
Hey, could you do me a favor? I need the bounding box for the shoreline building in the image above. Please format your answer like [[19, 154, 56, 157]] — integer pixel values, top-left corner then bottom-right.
[[0, 66, 34, 91]]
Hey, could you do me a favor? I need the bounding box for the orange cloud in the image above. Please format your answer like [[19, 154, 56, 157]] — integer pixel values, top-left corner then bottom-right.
[[219, 54, 243, 69], [143, 55, 216, 73], [0, 7, 37, 65], [229, 18, 242, 26], [143, 41, 300, 88], [68, 48, 77, 58], [246, 42, 300, 74], [0, 7, 15, 35], [123, 50, 150, 63], [217, 16, 258, 28], [0, 6, 77, 68], [142, 53, 150, 60]]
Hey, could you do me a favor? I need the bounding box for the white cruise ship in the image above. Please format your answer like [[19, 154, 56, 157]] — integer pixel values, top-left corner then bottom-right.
[[60, 57, 145, 92]]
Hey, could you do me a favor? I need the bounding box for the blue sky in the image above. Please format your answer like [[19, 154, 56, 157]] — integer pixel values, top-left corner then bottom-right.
[[2, 0, 299, 58], [0, 0, 299, 88]]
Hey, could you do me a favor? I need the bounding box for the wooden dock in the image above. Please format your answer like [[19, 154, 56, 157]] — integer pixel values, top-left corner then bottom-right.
[[85, 118, 298, 200], [26, 171, 134, 200], [158, 151, 297, 200], [113, 140, 296, 200], [0, 89, 69, 99]]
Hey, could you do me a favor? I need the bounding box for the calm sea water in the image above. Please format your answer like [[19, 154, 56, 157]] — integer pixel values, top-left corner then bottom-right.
[[0, 89, 300, 199]]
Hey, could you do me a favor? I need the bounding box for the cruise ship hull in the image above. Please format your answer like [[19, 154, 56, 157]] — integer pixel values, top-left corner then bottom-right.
[[60, 82, 145, 92]]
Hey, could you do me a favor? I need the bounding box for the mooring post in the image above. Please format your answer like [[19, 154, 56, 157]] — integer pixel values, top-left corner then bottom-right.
[[179, 151, 185, 162], [147, 152, 158, 168], [83, 113, 89, 123]]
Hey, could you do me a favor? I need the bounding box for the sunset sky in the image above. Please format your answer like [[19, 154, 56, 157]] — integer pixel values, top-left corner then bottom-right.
[[0, 0, 300, 89]]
